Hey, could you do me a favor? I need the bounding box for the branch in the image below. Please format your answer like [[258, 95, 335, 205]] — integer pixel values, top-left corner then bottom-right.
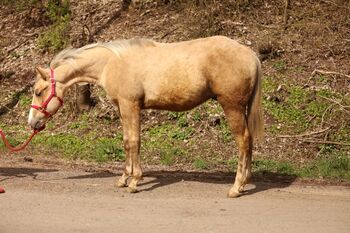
[[0, 84, 31, 116], [5, 40, 27, 55], [277, 127, 331, 138], [321, 103, 335, 127], [283, 0, 291, 30], [318, 95, 350, 113], [160, 27, 179, 40], [320, 0, 350, 10], [301, 139, 350, 147], [311, 69, 350, 79]]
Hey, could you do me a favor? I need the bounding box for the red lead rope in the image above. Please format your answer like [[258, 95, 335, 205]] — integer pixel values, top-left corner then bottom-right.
[[0, 129, 43, 194], [0, 128, 43, 152], [0, 128, 39, 193]]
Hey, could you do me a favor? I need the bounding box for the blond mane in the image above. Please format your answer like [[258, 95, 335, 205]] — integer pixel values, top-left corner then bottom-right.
[[50, 38, 156, 69]]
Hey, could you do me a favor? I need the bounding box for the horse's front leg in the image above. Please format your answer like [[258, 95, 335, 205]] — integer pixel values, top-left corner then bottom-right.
[[116, 99, 142, 193]]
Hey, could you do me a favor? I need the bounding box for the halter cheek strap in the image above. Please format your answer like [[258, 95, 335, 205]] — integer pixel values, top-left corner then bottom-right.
[[31, 69, 63, 118]]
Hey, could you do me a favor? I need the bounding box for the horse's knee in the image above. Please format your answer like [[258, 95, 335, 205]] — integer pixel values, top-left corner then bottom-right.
[[124, 138, 140, 152]]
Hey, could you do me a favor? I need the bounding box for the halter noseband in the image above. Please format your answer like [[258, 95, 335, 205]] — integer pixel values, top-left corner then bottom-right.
[[31, 69, 63, 118]]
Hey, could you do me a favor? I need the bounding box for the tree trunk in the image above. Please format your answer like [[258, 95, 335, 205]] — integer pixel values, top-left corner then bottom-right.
[[283, 0, 291, 30], [76, 83, 92, 112]]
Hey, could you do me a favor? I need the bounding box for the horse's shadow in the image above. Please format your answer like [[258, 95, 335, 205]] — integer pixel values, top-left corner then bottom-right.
[[0, 167, 59, 182], [139, 170, 297, 196], [67, 169, 297, 197], [0, 166, 297, 196]]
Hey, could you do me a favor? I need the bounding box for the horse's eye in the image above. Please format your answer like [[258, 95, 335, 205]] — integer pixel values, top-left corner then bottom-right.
[[35, 91, 41, 97]]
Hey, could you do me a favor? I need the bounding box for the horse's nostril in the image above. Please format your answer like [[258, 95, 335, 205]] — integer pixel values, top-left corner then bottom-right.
[[34, 121, 44, 130]]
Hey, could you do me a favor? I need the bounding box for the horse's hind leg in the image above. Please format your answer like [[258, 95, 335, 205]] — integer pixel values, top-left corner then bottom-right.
[[220, 102, 253, 198], [116, 99, 142, 193]]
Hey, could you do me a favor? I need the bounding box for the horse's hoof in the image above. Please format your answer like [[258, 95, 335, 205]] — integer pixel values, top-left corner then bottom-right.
[[227, 190, 241, 198], [116, 180, 127, 188], [127, 186, 138, 193]]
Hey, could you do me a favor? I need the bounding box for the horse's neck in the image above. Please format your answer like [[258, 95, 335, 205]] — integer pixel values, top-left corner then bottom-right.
[[56, 52, 110, 89]]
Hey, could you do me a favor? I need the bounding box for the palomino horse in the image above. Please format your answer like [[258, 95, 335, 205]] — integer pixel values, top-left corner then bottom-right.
[[28, 36, 263, 197]]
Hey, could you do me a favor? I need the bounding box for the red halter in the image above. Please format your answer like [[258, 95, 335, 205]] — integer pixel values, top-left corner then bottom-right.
[[31, 69, 63, 118]]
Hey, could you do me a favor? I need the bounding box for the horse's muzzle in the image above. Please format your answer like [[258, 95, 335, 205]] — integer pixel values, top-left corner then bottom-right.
[[29, 119, 46, 131]]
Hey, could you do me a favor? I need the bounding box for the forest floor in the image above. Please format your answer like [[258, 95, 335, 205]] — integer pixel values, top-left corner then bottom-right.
[[0, 0, 349, 180], [1, 1, 350, 232]]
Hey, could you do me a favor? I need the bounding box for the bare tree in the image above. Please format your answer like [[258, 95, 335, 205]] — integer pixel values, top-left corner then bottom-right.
[[283, 0, 291, 29], [74, 0, 133, 112]]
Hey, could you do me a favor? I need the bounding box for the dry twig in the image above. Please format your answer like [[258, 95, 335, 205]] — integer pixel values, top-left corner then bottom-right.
[[301, 139, 350, 147], [311, 69, 350, 79], [0, 84, 31, 116], [320, 0, 350, 10], [321, 103, 335, 127], [318, 95, 350, 114], [277, 127, 331, 138], [5, 40, 27, 55]]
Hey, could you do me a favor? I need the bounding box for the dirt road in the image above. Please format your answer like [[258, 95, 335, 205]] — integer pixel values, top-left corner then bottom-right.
[[0, 162, 349, 233]]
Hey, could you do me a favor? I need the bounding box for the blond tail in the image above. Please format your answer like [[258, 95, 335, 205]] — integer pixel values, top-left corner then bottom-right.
[[247, 58, 264, 142]]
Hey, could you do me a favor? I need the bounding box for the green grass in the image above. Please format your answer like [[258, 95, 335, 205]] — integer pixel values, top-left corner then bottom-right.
[[159, 146, 185, 166], [253, 159, 295, 176], [217, 121, 232, 142], [0, 136, 21, 150], [38, 15, 70, 52], [69, 117, 89, 130], [2, 118, 349, 181], [262, 76, 348, 133], [1, 71, 349, 181], [37, 0, 71, 52], [272, 60, 287, 73], [32, 131, 124, 163], [0, 0, 42, 11], [19, 95, 32, 107], [299, 154, 350, 179], [142, 123, 189, 165], [193, 158, 209, 170], [0, 124, 28, 150], [146, 123, 194, 141], [94, 137, 125, 162], [1, 0, 71, 52], [227, 153, 350, 180]]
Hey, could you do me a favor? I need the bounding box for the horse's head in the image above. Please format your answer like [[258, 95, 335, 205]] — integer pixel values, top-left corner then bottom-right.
[[28, 67, 64, 130]]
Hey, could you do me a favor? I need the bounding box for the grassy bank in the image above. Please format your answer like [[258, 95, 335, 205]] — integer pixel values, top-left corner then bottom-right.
[[1, 102, 349, 181], [1, 0, 349, 182]]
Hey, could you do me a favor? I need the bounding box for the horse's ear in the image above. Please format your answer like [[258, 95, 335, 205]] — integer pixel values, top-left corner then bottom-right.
[[35, 67, 49, 81]]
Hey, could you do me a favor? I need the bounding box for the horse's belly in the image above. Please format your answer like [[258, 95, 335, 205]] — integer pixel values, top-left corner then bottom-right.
[[143, 81, 212, 111]]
